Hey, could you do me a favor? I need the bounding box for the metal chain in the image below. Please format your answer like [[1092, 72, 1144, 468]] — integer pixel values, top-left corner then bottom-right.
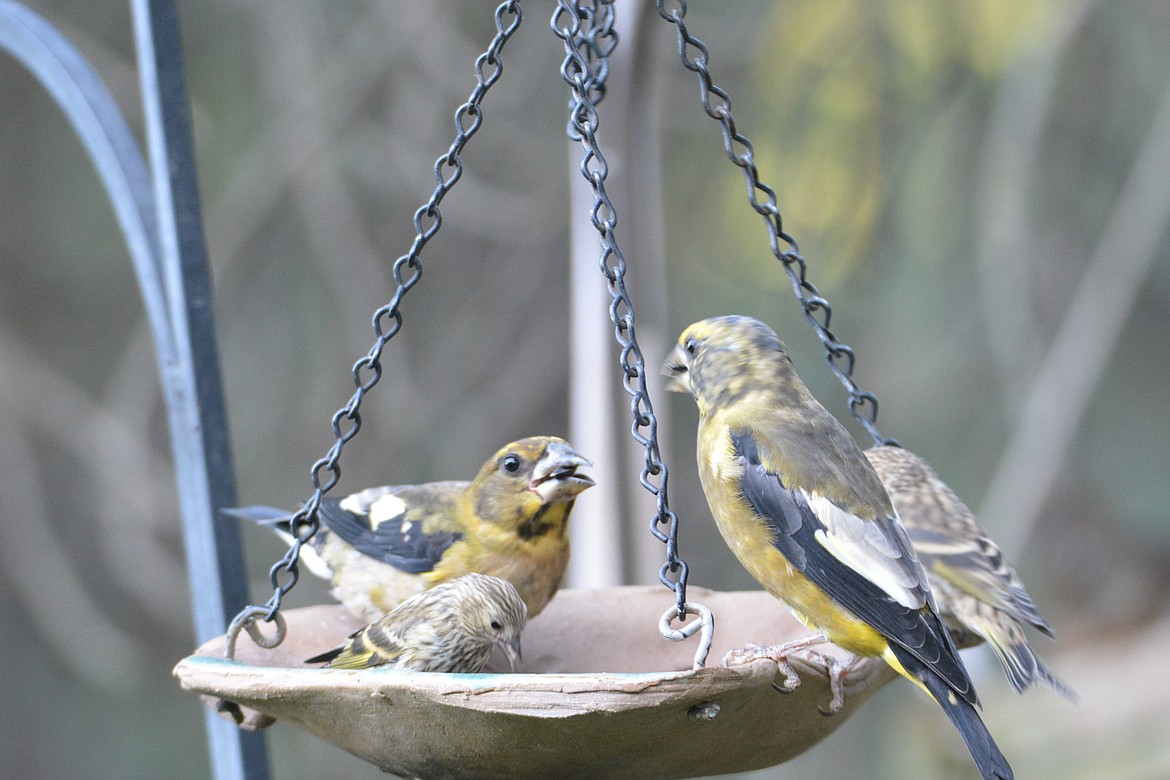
[[655, 0, 896, 448], [551, 0, 692, 622], [224, 1, 524, 656], [561, 0, 615, 140]]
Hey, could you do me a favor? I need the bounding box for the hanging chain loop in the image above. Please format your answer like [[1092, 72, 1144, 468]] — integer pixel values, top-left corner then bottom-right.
[[224, 1, 524, 658], [223, 606, 286, 660], [552, 0, 694, 626], [659, 602, 714, 670], [656, 1, 896, 448]]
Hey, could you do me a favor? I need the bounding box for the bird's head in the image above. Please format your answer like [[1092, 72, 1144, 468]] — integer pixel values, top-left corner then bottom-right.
[[456, 573, 528, 673], [473, 436, 595, 508], [663, 315, 797, 413]]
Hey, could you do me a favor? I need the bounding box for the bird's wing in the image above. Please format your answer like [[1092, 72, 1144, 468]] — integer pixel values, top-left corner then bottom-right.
[[909, 527, 1053, 635], [731, 429, 975, 705], [804, 491, 926, 611], [318, 483, 466, 574], [306, 628, 406, 669]]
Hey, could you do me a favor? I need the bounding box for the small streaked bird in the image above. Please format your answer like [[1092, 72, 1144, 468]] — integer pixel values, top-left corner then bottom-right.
[[664, 315, 1013, 780], [865, 445, 1074, 699], [226, 436, 594, 621], [306, 573, 527, 673]]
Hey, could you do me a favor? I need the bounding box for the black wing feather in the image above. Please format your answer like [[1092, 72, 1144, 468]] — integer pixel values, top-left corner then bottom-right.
[[730, 429, 976, 706], [318, 496, 462, 575]]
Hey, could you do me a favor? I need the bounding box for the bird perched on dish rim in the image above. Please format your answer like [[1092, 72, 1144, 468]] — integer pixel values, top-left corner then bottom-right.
[[225, 436, 594, 621], [865, 444, 1074, 700], [664, 315, 1013, 780], [305, 573, 527, 673]]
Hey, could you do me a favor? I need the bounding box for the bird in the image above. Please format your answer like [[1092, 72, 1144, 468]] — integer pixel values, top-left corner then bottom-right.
[[865, 444, 1074, 699], [225, 436, 594, 621], [663, 315, 1013, 780], [305, 573, 527, 673]]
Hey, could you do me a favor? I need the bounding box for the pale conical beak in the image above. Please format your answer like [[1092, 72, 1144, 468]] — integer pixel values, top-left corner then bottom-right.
[[529, 442, 595, 504], [500, 636, 523, 673], [661, 343, 690, 393]]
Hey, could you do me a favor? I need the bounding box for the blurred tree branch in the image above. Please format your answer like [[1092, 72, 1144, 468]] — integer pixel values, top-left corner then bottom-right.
[[975, 0, 1092, 395], [0, 334, 150, 689], [981, 75, 1170, 555]]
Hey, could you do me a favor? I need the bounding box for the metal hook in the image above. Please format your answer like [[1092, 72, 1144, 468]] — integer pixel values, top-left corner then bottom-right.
[[223, 605, 287, 660], [659, 601, 714, 670]]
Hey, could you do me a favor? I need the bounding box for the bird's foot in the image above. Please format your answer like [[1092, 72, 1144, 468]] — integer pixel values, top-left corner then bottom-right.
[[807, 650, 855, 716], [721, 633, 829, 694], [722, 643, 798, 690]]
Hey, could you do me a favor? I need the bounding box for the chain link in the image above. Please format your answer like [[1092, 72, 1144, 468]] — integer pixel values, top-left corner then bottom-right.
[[552, 0, 691, 621], [225, 1, 524, 656], [557, 0, 616, 140], [655, 1, 896, 448]]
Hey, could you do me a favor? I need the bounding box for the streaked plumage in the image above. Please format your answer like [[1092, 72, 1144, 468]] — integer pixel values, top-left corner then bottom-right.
[[306, 573, 527, 673], [865, 445, 1074, 699], [226, 436, 593, 621], [665, 315, 1012, 780]]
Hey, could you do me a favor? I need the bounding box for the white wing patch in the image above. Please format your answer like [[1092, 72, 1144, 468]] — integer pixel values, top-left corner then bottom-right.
[[271, 526, 335, 580], [367, 494, 407, 528], [336, 489, 407, 530], [804, 491, 925, 610]]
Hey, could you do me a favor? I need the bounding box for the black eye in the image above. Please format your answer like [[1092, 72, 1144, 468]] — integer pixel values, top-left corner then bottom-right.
[[684, 338, 698, 355], [501, 454, 522, 474], [491, 620, 504, 630]]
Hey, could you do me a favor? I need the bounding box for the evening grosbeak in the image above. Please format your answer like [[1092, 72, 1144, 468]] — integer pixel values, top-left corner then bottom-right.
[[226, 436, 593, 621], [664, 315, 1013, 780], [305, 573, 527, 673], [865, 445, 1074, 699]]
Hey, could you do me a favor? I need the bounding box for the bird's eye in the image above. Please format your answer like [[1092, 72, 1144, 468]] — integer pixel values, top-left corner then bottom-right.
[[501, 454, 522, 474], [684, 338, 698, 355], [490, 620, 504, 631]]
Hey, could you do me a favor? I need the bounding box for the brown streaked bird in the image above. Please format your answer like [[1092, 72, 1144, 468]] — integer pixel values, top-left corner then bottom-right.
[[865, 444, 1074, 699], [664, 315, 1012, 780], [306, 573, 527, 673], [226, 436, 594, 621]]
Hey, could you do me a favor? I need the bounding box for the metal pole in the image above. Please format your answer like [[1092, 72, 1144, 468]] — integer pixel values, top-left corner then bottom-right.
[[1, 1, 268, 775], [131, 1, 269, 777]]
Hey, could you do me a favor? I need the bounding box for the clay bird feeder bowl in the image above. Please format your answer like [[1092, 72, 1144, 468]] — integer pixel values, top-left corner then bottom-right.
[[174, 585, 896, 779]]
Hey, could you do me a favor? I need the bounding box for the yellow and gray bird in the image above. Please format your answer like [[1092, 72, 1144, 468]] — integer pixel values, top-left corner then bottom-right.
[[865, 445, 1074, 699], [664, 315, 1012, 780], [305, 573, 527, 673], [226, 436, 594, 621]]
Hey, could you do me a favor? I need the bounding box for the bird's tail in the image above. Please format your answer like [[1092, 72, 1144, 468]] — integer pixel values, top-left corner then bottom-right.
[[304, 646, 344, 665], [986, 633, 1077, 701], [890, 645, 1014, 780], [221, 505, 336, 580], [220, 505, 295, 530]]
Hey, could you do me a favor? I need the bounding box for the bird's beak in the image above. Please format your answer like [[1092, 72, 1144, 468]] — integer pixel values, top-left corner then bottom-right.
[[499, 636, 523, 673], [662, 343, 690, 393], [529, 442, 595, 503]]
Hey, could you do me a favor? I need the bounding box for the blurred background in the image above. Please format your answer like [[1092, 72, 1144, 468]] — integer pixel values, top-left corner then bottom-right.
[[2, 1, 1169, 778]]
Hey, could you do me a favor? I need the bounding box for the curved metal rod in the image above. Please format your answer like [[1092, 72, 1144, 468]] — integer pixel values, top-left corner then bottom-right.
[[0, 1, 173, 365], [1, 3, 265, 778]]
